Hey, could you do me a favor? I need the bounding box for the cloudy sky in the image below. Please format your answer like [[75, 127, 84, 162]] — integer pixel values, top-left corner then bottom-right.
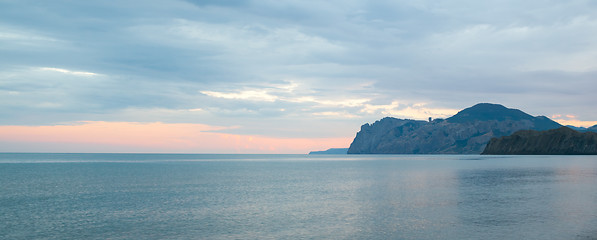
[[1, 0, 596, 153]]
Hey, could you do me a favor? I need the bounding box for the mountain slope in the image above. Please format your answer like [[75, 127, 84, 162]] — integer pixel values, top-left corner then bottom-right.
[[347, 103, 562, 154], [446, 103, 561, 130], [482, 127, 597, 155], [447, 103, 532, 123]]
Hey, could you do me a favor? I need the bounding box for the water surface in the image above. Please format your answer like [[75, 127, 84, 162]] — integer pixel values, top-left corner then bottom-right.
[[1, 153, 596, 239]]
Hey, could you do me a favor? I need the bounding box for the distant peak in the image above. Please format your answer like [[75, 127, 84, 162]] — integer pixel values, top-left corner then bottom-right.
[[447, 103, 532, 123], [468, 103, 508, 110]]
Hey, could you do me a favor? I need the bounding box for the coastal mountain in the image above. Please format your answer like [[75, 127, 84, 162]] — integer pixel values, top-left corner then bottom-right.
[[445, 103, 560, 130], [309, 148, 348, 154], [348, 103, 562, 154], [482, 127, 597, 155]]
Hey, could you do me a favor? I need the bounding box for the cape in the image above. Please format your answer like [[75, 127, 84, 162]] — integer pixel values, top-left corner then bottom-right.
[[347, 103, 562, 154]]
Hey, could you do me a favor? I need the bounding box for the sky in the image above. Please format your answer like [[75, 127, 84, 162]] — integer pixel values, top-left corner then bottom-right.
[[1, 0, 597, 153]]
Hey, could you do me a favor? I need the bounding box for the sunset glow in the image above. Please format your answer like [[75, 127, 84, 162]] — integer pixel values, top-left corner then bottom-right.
[[0, 122, 351, 153]]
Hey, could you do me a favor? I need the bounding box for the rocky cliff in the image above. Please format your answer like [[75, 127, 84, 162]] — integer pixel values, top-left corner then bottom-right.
[[347, 103, 562, 154], [482, 127, 597, 155]]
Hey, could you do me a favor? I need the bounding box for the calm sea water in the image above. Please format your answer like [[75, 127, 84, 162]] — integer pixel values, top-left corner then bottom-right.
[[1, 153, 596, 239]]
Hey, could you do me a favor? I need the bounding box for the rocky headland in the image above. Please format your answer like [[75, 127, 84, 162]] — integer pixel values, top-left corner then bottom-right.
[[347, 103, 562, 154]]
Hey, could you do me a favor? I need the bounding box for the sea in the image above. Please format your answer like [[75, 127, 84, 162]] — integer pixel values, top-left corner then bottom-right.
[[1, 153, 596, 240]]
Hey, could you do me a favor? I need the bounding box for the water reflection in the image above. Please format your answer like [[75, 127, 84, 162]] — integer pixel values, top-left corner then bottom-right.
[[348, 158, 597, 239], [456, 165, 597, 239], [457, 168, 555, 226], [349, 161, 460, 239]]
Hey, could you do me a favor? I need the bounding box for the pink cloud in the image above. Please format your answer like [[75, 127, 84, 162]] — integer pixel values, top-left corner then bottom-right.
[[0, 121, 352, 153]]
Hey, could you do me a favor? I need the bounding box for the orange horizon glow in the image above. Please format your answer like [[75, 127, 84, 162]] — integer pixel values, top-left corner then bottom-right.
[[0, 121, 352, 154], [550, 114, 597, 128]]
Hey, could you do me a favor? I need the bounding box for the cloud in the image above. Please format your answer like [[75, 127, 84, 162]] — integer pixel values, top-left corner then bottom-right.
[[39, 67, 99, 76], [200, 90, 278, 102], [312, 111, 360, 119], [361, 101, 459, 120], [199, 83, 372, 109], [291, 97, 371, 108], [129, 18, 344, 68], [1, 0, 597, 152], [199, 84, 456, 121], [0, 24, 61, 47]]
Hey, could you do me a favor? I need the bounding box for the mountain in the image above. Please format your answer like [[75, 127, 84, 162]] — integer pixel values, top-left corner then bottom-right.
[[446, 103, 560, 130], [309, 148, 348, 154], [566, 125, 597, 133], [567, 125, 588, 132], [482, 127, 597, 155], [348, 103, 562, 154]]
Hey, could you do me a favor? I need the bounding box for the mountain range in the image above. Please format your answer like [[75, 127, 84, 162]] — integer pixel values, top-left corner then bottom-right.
[[566, 125, 597, 132], [347, 103, 569, 154]]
